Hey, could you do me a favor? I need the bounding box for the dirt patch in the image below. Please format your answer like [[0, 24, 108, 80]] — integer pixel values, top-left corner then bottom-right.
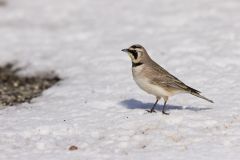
[[0, 63, 61, 106]]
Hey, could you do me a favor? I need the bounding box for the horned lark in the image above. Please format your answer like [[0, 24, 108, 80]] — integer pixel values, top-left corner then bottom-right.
[[122, 44, 213, 115]]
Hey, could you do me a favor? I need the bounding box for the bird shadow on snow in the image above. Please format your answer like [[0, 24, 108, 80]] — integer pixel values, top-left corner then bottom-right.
[[119, 99, 212, 112]]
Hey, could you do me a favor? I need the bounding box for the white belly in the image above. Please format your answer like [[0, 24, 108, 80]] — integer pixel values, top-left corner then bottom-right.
[[132, 65, 179, 97], [132, 65, 173, 97], [133, 76, 173, 97]]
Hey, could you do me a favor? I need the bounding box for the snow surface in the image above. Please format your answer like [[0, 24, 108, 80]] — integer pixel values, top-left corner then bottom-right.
[[0, 0, 240, 159]]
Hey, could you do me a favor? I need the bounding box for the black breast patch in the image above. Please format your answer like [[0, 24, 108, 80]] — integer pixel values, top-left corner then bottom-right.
[[132, 62, 143, 67]]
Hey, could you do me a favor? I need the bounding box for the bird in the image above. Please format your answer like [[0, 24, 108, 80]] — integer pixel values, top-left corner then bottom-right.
[[121, 44, 213, 115]]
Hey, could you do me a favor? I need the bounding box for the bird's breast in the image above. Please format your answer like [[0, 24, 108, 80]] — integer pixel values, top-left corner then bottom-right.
[[132, 66, 173, 97], [132, 64, 144, 76]]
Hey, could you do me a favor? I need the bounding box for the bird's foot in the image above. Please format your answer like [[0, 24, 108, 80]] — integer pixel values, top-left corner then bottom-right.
[[146, 109, 156, 113], [162, 110, 170, 115]]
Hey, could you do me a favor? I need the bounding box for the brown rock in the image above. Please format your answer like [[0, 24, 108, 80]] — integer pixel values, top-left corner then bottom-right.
[[69, 145, 78, 151]]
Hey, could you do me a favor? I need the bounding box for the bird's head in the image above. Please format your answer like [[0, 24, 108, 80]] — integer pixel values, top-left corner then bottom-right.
[[121, 44, 148, 64]]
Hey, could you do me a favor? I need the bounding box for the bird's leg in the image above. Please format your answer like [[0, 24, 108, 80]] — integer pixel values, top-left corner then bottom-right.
[[162, 97, 169, 115], [147, 98, 159, 113]]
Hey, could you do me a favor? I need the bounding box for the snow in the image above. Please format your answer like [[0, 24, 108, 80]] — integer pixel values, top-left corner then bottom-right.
[[0, 0, 240, 159]]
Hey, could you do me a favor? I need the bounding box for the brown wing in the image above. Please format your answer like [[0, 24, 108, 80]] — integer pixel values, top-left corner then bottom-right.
[[146, 61, 201, 93]]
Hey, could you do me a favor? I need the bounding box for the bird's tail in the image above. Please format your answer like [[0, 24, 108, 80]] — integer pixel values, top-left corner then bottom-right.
[[190, 91, 214, 103]]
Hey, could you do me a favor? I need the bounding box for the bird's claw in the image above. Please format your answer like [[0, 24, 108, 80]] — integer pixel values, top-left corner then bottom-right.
[[146, 109, 156, 113], [162, 110, 170, 115]]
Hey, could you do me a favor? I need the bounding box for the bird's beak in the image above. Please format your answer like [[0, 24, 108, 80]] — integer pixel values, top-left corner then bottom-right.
[[121, 48, 129, 53]]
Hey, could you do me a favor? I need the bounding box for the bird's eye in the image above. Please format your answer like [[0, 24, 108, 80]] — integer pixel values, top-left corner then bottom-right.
[[132, 51, 138, 59], [129, 50, 138, 59]]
